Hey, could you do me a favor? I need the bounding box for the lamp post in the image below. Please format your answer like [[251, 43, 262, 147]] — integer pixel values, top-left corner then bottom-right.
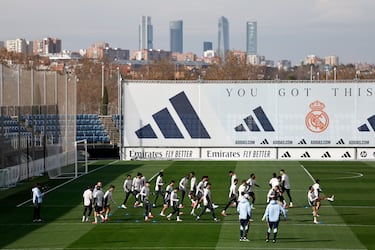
[[175, 63, 179, 81], [334, 67, 337, 81], [101, 62, 105, 99]]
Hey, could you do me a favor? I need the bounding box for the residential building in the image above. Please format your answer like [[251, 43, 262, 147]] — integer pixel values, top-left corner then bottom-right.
[[86, 42, 129, 62], [26, 40, 33, 55], [247, 54, 260, 65], [86, 42, 109, 59], [203, 50, 219, 64], [277, 60, 292, 71], [139, 16, 153, 50], [305, 55, 323, 66], [232, 50, 247, 62], [131, 49, 171, 61], [218, 16, 229, 59], [34, 37, 62, 55], [246, 21, 257, 55], [170, 20, 183, 53], [324, 55, 339, 66], [171, 52, 196, 62], [6, 38, 29, 54]]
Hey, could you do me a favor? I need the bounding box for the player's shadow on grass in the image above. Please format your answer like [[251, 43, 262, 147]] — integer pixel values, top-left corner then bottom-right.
[[280, 237, 335, 243]]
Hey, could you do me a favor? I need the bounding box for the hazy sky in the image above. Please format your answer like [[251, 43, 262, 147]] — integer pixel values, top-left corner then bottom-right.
[[2, 0, 375, 64]]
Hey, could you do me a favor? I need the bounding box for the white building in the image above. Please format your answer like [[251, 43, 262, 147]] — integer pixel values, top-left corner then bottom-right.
[[6, 38, 28, 54], [324, 55, 339, 66]]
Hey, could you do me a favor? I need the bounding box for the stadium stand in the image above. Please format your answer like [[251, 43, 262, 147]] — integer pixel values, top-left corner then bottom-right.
[[76, 114, 110, 143], [18, 114, 113, 144]]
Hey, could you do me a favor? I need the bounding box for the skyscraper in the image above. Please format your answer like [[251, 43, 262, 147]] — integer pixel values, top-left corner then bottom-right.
[[170, 20, 183, 53], [217, 16, 229, 59], [246, 21, 257, 55], [139, 16, 153, 50]]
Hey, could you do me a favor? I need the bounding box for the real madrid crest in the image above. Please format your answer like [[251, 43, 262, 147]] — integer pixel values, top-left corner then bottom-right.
[[305, 100, 329, 133]]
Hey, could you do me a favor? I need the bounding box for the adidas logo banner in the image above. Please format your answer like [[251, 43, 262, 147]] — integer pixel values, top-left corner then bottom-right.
[[278, 148, 355, 161], [124, 82, 375, 147]]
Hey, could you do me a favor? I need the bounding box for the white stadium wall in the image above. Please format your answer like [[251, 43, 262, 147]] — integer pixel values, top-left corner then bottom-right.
[[122, 81, 375, 160]]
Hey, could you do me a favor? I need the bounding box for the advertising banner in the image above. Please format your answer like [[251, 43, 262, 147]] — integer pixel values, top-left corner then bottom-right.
[[357, 148, 375, 160], [278, 148, 355, 161], [201, 148, 276, 160], [125, 147, 200, 160], [124, 81, 375, 148]]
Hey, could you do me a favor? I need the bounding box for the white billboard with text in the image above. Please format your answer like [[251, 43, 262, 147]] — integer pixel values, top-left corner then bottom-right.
[[124, 81, 375, 148]]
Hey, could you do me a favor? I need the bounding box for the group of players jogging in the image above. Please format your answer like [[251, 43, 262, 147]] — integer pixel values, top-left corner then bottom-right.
[[81, 168, 334, 242]]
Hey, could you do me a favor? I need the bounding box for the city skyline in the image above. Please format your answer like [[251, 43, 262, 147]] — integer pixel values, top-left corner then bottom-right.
[[1, 0, 375, 64]]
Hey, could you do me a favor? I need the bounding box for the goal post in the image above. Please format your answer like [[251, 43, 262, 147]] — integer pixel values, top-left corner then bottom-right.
[[47, 139, 88, 179], [74, 139, 88, 178]]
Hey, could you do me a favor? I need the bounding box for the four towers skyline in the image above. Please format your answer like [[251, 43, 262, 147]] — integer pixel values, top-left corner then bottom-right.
[[139, 15, 257, 56]]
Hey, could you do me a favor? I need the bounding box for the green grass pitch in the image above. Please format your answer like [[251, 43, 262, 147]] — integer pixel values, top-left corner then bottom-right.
[[1, 160, 375, 249]]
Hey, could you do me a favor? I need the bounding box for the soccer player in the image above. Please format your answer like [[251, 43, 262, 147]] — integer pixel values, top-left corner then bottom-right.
[[82, 185, 93, 222], [132, 173, 144, 207], [308, 185, 319, 224], [221, 178, 238, 216], [103, 185, 116, 221], [140, 181, 154, 221], [189, 171, 197, 206], [121, 175, 132, 209], [93, 185, 105, 224], [167, 187, 182, 222], [237, 179, 248, 202], [269, 173, 279, 188], [247, 173, 260, 209], [262, 196, 288, 243], [178, 174, 190, 208], [266, 185, 281, 204], [280, 169, 293, 207], [196, 182, 219, 222], [229, 170, 237, 186], [93, 181, 102, 197], [153, 171, 164, 208], [32, 183, 43, 222], [190, 175, 208, 216], [160, 180, 175, 216], [237, 194, 252, 241], [312, 178, 334, 213]]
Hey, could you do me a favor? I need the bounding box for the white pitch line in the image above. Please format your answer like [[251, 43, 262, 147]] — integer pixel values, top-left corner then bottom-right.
[[332, 172, 364, 180], [148, 169, 164, 182], [300, 164, 315, 182], [16, 160, 119, 208]]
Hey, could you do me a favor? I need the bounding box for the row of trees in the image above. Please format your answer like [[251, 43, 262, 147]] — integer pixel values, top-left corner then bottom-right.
[[1, 49, 375, 114]]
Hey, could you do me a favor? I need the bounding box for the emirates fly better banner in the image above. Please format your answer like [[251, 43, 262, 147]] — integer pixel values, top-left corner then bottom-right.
[[123, 81, 375, 148]]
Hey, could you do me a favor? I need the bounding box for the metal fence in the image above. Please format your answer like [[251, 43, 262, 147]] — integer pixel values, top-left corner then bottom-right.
[[0, 64, 77, 187]]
